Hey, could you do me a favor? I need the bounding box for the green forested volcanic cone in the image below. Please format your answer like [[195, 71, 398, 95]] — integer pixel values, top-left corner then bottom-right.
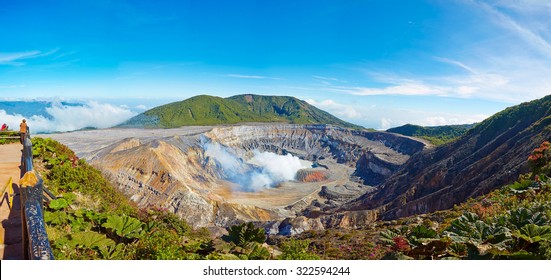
[[122, 95, 267, 128], [349, 94, 551, 220], [120, 94, 362, 129], [387, 123, 476, 145], [228, 94, 362, 129]]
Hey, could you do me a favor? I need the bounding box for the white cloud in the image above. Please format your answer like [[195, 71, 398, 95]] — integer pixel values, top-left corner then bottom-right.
[[331, 83, 449, 97], [0, 85, 26, 89], [0, 51, 41, 65], [469, 0, 551, 58], [312, 75, 348, 84], [305, 98, 489, 130], [433, 56, 477, 74], [226, 74, 281, 80], [0, 49, 58, 66], [305, 99, 363, 119], [0, 101, 137, 133], [380, 118, 393, 130], [226, 74, 267, 79], [330, 54, 550, 102], [325, 1, 551, 103], [378, 114, 488, 130]]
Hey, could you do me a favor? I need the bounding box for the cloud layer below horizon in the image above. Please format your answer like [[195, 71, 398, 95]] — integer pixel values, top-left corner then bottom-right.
[[0, 101, 137, 133]]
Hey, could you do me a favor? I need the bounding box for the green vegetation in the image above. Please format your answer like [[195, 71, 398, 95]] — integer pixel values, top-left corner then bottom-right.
[[120, 94, 362, 129], [32, 137, 277, 260], [275, 141, 551, 259], [471, 95, 551, 146], [277, 239, 320, 260], [387, 123, 475, 145], [226, 222, 266, 246], [0, 131, 20, 145]]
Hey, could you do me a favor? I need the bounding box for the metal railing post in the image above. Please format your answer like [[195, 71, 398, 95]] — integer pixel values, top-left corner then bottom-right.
[[19, 128, 55, 260]]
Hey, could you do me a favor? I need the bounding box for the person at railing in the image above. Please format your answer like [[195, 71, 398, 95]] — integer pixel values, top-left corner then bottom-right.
[[20, 119, 27, 144], [1, 123, 7, 130]]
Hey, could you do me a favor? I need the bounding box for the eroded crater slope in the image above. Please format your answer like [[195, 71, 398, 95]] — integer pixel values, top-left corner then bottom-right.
[[45, 124, 426, 230]]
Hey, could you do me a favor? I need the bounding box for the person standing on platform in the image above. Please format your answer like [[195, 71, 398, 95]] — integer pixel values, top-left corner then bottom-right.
[[19, 119, 27, 144]]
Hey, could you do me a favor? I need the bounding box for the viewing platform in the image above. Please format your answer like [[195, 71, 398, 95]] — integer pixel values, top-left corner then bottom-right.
[[0, 142, 24, 259]]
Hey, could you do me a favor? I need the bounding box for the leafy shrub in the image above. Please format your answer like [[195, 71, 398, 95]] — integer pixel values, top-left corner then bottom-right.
[[226, 222, 266, 246], [407, 225, 438, 245], [102, 215, 144, 240], [49, 198, 69, 210], [528, 141, 551, 177], [513, 224, 551, 244], [278, 239, 320, 260], [444, 212, 512, 250], [508, 208, 549, 229]]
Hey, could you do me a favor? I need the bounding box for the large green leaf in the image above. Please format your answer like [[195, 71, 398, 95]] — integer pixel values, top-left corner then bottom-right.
[[44, 211, 71, 225], [99, 243, 126, 260], [408, 225, 438, 246], [227, 222, 265, 247], [509, 208, 548, 229], [514, 224, 551, 243], [71, 217, 92, 232], [444, 212, 512, 249], [49, 198, 69, 210], [102, 215, 144, 239], [69, 231, 115, 249], [379, 230, 400, 246]]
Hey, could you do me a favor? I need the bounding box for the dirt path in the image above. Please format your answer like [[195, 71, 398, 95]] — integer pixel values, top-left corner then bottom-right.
[[0, 143, 23, 259]]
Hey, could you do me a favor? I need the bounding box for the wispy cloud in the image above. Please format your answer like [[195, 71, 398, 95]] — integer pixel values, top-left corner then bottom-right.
[[306, 98, 488, 130], [226, 74, 281, 80], [0, 85, 27, 89], [0, 49, 58, 66], [52, 50, 77, 60], [333, 0, 551, 103], [330, 83, 449, 97], [312, 75, 348, 83], [227, 74, 267, 79], [467, 0, 551, 58], [305, 99, 363, 119], [325, 67, 522, 101], [433, 57, 477, 74], [327, 1, 551, 103]]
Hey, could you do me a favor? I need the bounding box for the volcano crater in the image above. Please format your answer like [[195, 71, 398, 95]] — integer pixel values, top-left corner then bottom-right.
[[45, 124, 426, 230]]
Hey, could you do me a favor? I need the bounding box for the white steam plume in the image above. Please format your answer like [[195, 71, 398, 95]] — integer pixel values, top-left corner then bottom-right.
[[203, 141, 311, 192]]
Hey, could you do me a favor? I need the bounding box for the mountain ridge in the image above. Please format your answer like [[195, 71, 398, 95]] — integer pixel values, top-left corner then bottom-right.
[[119, 94, 363, 129], [347, 94, 551, 219], [387, 123, 476, 145]]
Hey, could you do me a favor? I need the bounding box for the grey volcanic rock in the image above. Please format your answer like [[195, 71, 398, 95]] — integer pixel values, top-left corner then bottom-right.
[[45, 124, 426, 231]]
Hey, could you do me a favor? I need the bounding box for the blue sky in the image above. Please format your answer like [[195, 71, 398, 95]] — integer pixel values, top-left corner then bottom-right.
[[1, 0, 551, 129]]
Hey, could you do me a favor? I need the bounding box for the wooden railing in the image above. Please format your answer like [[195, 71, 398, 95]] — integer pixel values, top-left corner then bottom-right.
[[20, 129, 55, 260], [0, 131, 21, 145]]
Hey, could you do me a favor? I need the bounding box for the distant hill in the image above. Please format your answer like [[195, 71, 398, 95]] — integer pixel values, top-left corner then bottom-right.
[[0, 101, 83, 119], [119, 94, 363, 129], [349, 94, 551, 220], [387, 123, 476, 145]]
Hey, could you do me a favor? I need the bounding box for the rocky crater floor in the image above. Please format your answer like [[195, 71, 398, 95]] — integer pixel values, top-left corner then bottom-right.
[[42, 124, 426, 234]]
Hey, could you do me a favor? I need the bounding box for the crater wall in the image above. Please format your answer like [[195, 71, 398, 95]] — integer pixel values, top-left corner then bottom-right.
[[45, 124, 426, 231]]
